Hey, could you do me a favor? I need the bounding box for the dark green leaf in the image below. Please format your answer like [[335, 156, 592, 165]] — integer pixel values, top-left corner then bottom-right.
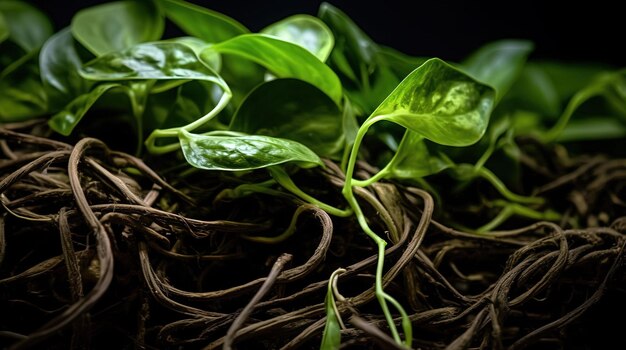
[[39, 28, 88, 110], [157, 0, 248, 43], [463, 40, 533, 101], [179, 130, 323, 171], [537, 61, 610, 101], [505, 64, 560, 117], [261, 15, 334, 62], [318, 2, 377, 82], [48, 83, 125, 135], [0, 0, 52, 52], [387, 132, 450, 179], [0, 13, 8, 44], [0, 52, 47, 122], [344, 66, 399, 115], [230, 78, 343, 157], [205, 34, 342, 104], [373, 58, 495, 147], [376, 45, 428, 79], [80, 42, 226, 88], [542, 69, 626, 142], [71, 1, 164, 56], [558, 117, 626, 142]]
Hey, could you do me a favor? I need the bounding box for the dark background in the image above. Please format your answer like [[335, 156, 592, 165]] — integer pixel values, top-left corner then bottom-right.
[[30, 0, 624, 66]]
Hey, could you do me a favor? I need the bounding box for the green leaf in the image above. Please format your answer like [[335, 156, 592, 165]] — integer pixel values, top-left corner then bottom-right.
[[318, 3, 377, 82], [230, 78, 343, 158], [558, 117, 626, 142], [0, 52, 47, 122], [542, 69, 626, 142], [80, 42, 226, 88], [505, 64, 560, 117], [376, 45, 428, 79], [320, 287, 341, 350], [0, 0, 52, 52], [48, 83, 125, 135], [39, 28, 88, 110], [145, 86, 198, 130], [373, 58, 495, 147], [537, 61, 610, 102], [205, 34, 342, 104], [71, 1, 164, 56], [318, 4, 410, 115], [462, 40, 533, 101], [179, 130, 323, 171], [0, 13, 8, 44], [157, 0, 248, 43], [344, 65, 399, 115], [261, 15, 334, 62], [387, 132, 450, 179]]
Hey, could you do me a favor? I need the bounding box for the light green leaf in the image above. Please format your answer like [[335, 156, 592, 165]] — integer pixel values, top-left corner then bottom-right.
[[0, 0, 52, 52], [373, 58, 495, 147], [39, 28, 88, 110], [230, 78, 343, 158], [179, 130, 323, 171], [320, 271, 342, 350], [80, 42, 226, 88], [157, 0, 248, 43], [463, 40, 533, 101], [205, 34, 342, 104], [48, 83, 125, 135], [71, 1, 164, 56], [261, 15, 334, 62]]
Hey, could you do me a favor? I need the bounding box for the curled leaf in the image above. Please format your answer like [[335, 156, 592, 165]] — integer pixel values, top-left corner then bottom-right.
[[261, 15, 334, 62], [179, 130, 323, 171], [204, 34, 342, 104]]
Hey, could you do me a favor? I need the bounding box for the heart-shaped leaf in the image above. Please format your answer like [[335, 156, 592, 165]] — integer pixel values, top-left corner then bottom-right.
[[39, 28, 88, 110], [179, 130, 323, 171], [373, 58, 495, 147], [80, 42, 226, 89], [230, 78, 343, 157], [463, 40, 533, 101], [0, 0, 52, 52], [72, 1, 163, 56]]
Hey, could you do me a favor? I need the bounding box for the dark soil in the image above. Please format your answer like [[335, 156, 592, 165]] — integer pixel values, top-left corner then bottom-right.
[[0, 121, 624, 349]]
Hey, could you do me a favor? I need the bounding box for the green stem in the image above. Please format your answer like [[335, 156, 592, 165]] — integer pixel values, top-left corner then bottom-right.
[[476, 201, 561, 233], [269, 167, 352, 217], [477, 167, 543, 205], [352, 161, 392, 188], [541, 86, 601, 143], [145, 87, 232, 154], [474, 138, 496, 170], [243, 205, 309, 244], [341, 115, 412, 346]]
